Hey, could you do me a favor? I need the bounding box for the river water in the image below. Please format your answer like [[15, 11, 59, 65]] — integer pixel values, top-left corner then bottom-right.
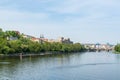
[[0, 52, 120, 80]]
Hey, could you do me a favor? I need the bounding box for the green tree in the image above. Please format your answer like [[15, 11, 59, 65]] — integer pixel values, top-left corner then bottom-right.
[[115, 44, 120, 52], [5, 31, 20, 38]]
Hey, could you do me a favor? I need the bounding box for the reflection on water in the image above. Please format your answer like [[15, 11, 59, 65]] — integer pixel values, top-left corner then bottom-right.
[[0, 52, 120, 80], [55, 63, 118, 69]]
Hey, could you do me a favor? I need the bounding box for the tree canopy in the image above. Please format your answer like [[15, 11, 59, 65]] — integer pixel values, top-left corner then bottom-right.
[[0, 28, 85, 55], [114, 44, 120, 53]]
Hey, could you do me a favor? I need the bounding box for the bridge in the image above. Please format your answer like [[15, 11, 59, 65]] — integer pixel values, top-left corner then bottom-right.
[[83, 43, 114, 52]]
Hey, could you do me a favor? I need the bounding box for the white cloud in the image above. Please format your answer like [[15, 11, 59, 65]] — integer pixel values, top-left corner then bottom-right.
[[0, 8, 49, 23], [47, 0, 118, 13]]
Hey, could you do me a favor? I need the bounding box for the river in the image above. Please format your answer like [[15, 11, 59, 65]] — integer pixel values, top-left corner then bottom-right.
[[0, 52, 120, 80]]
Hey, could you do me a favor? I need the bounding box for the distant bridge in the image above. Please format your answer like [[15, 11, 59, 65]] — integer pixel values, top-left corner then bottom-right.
[[87, 48, 113, 52], [83, 43, 114, 52]]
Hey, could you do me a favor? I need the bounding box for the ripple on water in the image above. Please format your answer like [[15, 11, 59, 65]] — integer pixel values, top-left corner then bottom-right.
[[0, 62, 10, 65], [55, 63, 118, 69]]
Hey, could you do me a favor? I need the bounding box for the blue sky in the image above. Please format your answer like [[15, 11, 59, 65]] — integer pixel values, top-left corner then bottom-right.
[[0, 0, 120, 44]]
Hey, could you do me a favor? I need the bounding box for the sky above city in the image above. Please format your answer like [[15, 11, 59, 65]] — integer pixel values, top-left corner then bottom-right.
[[0, 0, 120, 44]]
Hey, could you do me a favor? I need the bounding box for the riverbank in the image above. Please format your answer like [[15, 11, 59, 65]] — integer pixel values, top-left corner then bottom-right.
[[114, 51, 120, 54], [0, 51, 85, 57], [0, 53, 54, 57]]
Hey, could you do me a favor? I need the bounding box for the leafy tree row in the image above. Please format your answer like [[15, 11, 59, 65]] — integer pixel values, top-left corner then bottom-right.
[[0, 28, 85, 55], [0, 38, 85, 55]]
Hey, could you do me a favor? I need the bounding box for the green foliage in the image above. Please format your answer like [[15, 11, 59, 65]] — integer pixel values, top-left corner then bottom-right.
[[114, 44, 120, 53], [2, 46, 11, 55], [0, 39, 84, 54], [0, 30, 6, 38], [8, 40, 21, 53], [0, 38, 7, 54], [5, 31, 20, 38], [0, 28, 85, 55], [0, 28, 2, 32]]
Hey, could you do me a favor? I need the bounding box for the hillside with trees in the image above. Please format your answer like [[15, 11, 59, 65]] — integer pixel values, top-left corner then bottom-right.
[[0, 28, 85, 55]]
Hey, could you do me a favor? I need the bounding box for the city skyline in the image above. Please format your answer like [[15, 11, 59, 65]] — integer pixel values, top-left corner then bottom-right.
[[0, 0, 120, 44]]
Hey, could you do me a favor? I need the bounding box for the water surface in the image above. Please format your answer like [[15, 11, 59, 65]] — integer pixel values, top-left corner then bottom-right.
[[0, 52, 120, 80]]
